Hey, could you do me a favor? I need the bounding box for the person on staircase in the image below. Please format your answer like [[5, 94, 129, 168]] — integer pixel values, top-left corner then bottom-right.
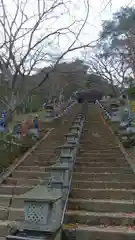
[[33, 115, 39, 139]]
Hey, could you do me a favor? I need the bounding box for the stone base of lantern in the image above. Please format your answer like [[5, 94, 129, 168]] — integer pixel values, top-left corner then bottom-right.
[[7, 228, 58, 240]]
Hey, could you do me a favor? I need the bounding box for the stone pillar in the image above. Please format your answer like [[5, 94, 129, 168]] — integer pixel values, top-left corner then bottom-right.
[[72, 121, 83, 130], [59, 156, 74, 169], [58, 144, 76, 160], [57, 144, 77, 168], [50, 162, 70, 188], [50, 162, 70, 204], [76, 113, 84, 119], [65, 133, 79, 145], [45, 105, 55, 122], [6, 185, 62, 239], [22, 185, 62, 232], [74, 118, 84, 124], [70, 126, 81, 136]]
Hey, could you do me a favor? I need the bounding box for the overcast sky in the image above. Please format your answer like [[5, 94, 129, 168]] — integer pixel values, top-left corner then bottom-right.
[[2, 0, 135, 69], [84, 0, 135, 40], [65, 0, 135, 60]]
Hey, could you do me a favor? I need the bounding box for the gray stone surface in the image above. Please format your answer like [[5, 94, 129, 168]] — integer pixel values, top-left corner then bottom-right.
[[18, 185, 61, 202]]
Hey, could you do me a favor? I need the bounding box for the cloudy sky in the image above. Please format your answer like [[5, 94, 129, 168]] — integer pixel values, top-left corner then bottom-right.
[[83, 0, 135, 40], [52, 0, 135, 61], [1, 0, 135, 69], [46, 0, 132, 64]]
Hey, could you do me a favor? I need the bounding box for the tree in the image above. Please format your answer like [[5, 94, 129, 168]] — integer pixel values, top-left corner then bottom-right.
[[31, 59, 88, 101], [124, 76, 134, 88], [86, 74, 103, 88], [85, 53, 129, 95], [0, 0, 93, 115], [99, 6, 135, 79]]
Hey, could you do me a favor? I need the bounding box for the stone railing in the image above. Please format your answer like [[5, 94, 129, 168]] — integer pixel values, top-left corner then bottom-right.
[[6, 103, 86, 240]]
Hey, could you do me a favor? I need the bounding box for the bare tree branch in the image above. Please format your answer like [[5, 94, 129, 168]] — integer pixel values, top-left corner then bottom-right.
[[86, 53, 130, 91], [0, 0, 96, 117]]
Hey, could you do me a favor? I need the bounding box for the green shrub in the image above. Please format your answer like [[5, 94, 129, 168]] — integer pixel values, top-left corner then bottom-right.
[[127, 87, 135, 99]]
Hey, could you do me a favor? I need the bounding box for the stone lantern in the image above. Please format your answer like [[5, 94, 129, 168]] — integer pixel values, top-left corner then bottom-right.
[[76, 113, 84, 119], [51, 162, 70, 188], [74, 118, 84, 124], [18, 185, 62, 233], [72, 121, 83, 130], [58, 143, 76, 158], [70, 126, 81, 136], [57, 144, 76, 166], [50, 162, 70, 203], [45, 105, 55, 122], [65, 133, 79, 145]]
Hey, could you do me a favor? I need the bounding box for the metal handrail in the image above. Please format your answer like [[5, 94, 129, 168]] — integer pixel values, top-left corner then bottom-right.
[[61, 173, 72, 225], [96, 100, 111, 119]]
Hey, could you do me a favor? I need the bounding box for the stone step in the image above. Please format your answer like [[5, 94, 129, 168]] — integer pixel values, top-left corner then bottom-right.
[[63, 224, 135, 240], [79, 145, 120, 149], [70, 188, 135, 200], [35, 147, 56, 152], [79, 148, 121, 153], [81, 129, 112, 132], [80, 141, 118, 145], [79, 139, 118, 143], [16, 165, 52, 172], [68, 198, 135, 213], [64, 106, 135, 239], [11, 170, 49, 179], [0, 185, 32, 195], [80, 141, 119, 145], [34, 152, 56, 156], [0, 222, 10, 237], [0, 220, 20, 237], [78, 148, 121, 152], [72, 180, 135, 189], [21, 154, 56, 163], [21, 160, 55, 166], [75, 161, 129, 167], [81, 133, 116, 137], [0, 193, 41, 209], [75, 160, 129, 167], [79, 143, 119, 147], [30, 153, 57, 159], [80, 140, 117, 144], [10, 197, 25, 209], [7, 207, 24, 221], [0, 206, 23, 222], [4, 177, 41, 186], [80, 139, 117, 142], [65, 210, 135, 227], [78, 153, 124, 158], [37, 143, 60, 148], [80, 136, 116, 139], [23, 155, 56, 162], [74, 167, 132, 174], [0, 194, 23, 208], [76, 156, 127, 161], [72, 172, 135, 182]]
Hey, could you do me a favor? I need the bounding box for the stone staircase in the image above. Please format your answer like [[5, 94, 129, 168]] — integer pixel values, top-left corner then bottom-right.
[[64, 104, 135, 240], [0, 104, 81, 238]]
